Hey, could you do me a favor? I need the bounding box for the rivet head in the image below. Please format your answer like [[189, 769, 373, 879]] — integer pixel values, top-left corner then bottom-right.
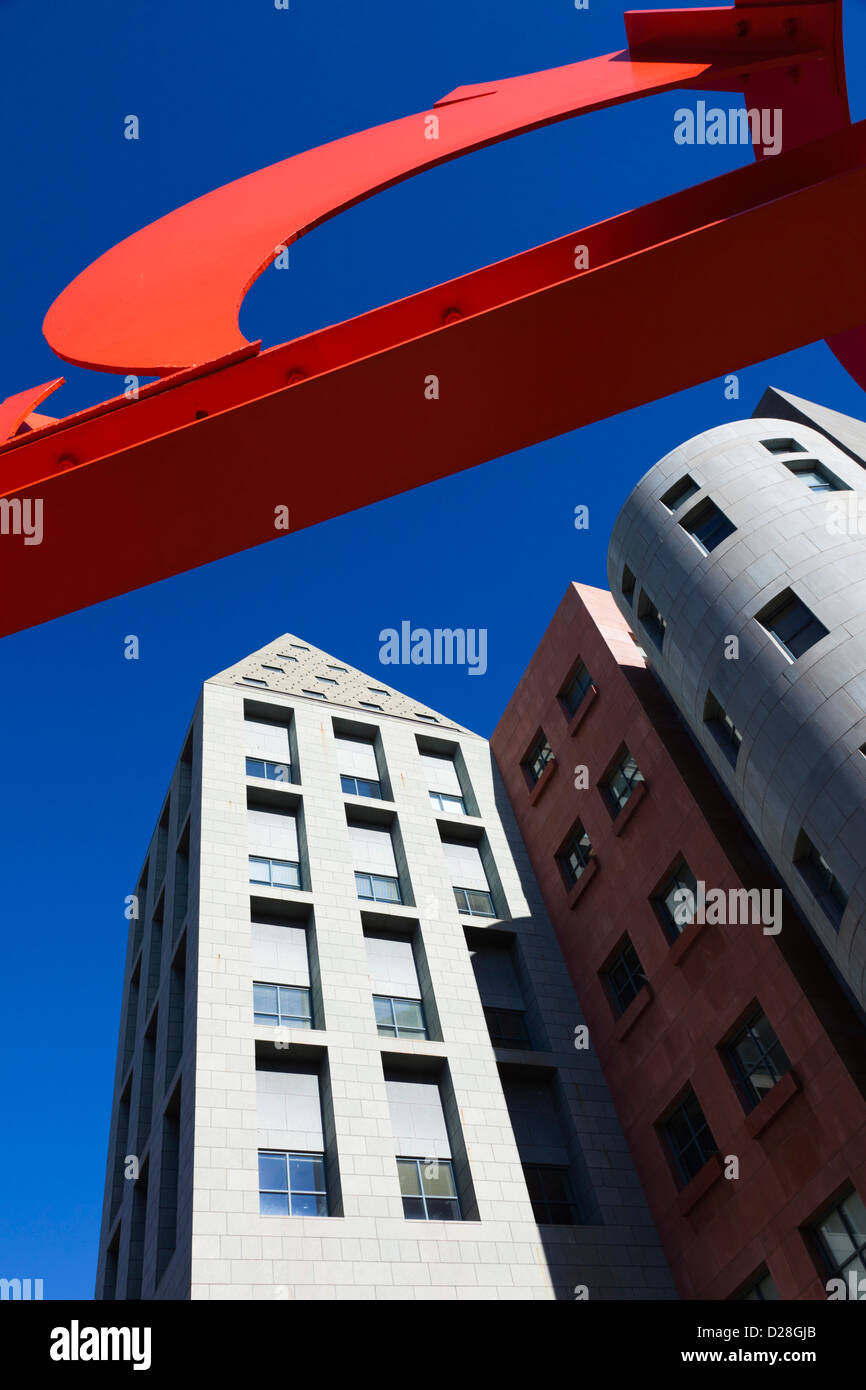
[[286, 370, 306, 385], [442, 307, 462, 325], [736, 19, 750, 36]]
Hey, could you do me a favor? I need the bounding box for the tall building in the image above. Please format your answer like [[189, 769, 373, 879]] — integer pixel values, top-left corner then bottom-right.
[[607, 389, 866, 1010], [491, 391, 866, 1300], [96, 635, 675, 1301]]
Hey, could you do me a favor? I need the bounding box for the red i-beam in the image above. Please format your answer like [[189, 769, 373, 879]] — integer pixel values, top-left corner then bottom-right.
[[0, 0, 862, 637]]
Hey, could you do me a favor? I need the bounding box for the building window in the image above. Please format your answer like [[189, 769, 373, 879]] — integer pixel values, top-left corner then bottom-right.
[[453, 885, 495, 917], [558, 823, 594, 887], [368, 687, 390, 698], [241, 677, 268, 687], [415, 713, 438, 723], [654, 859, 698, 941], [756, 589, 828, 661], [397, 1158, 460, 1220], [663, 1090, 718, 1187], [560, 661, 594, 717], [621, 565, 636, 600], [605, 938, 647, 1015], [523, 1165, 579, 1225], [246, 757, 291, 783], [360, 702, 383, 710], [524, 732, 554, 787], [604, 748, 645, 814], [355, 871, 402, 904], [258, 1151, 328, 1216], [785, 459, 846, 492], [275, 653, 299, 662], [811, 1189, 866, 1281], [253, 983, 313, 1030], [429, 790, 466, 814], [638, 592, 667, 648], [761, 438, 806, 455], [341, 773, 382, 799], [661, 474, 700, 510], [302, 688, 326, 699], [260, 664, 285, 673], [794, 831, 848, 926], [725, 1010, 791, 1112], [739, 1271, 780, 1301], [316, 675, 338, 685], [483, 1006, 530, 1050], [681, 498, 736, 554], [249, 856, 301, 889], [704, 691, 743, 765], [373, 995, 427, 1040]]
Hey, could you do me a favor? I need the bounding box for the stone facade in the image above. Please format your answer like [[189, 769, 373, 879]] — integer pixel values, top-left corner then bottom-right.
[[95, 635, 674, 1300]]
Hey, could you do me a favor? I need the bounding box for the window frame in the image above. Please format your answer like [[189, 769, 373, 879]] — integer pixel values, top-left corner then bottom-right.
[[355, 870, 402, 904], [724, 1009, 791, 1113], [662, 1089, 719, 1188], [604, 937, 647, 1016], [397, 1157, 461, 1221], [258, 1150, 328, 1217], [248, 855, 302, 890], [373, 994, 428, 1040]]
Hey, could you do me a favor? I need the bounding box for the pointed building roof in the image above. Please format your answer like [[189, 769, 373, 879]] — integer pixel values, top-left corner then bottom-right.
[[754, 386, 866, 469], [207, 632, 469, 732]]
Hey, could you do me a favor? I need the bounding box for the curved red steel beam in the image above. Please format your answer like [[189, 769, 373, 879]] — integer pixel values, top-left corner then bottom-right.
[[3, 118, 865, 639], [43, 5, 832, 378]]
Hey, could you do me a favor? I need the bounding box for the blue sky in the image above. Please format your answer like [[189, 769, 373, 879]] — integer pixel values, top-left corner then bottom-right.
[[1, 0, 865, 1298]]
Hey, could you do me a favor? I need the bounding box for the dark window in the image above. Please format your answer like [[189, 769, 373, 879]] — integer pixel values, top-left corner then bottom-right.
[[704, 692, 743, 766], [661, 475, 700, 510], [523, 1165, 579, 1225], [561, 662, 594, 717], [756, 590, 828, 661], [739, 1271, 781, 1301], [397, 1157, 461, 1221], [622, 565, 636, 600], [453, 885, 495, 917], [373, 995, 427, 1040], [811, 1189, 866, 1281], [761, 437, 806, 455], [558, 823, 594, 887], [681, 498, 736, 554], [663, 1090, 718, 1187], [726, 1010, 791, 1112], [253, 983, 313, 1029], [246, 756, 291, 783], [604, 749, 645, 813], [654, 860, 698, 941], [605, 938, 647, 1015], [258, 1151, 328, 1217], [484, 1006, 530, 1050], [794, 832, 848, 927], [340, 773, 382, 799], [524, 733, 554, 786], [785, 460, 846, 492], [355, 871, 402, 904], [638, 592, 667, 648]]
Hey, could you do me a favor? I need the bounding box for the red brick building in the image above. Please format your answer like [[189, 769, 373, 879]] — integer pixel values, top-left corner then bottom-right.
[[492, 583, 866, 1299]]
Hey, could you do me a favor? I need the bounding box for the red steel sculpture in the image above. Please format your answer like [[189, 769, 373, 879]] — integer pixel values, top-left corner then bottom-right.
[[0, 0, 863, 636]]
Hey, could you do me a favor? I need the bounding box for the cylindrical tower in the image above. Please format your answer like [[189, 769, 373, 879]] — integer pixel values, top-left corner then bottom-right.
[[607, 409, 866, 1010]]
